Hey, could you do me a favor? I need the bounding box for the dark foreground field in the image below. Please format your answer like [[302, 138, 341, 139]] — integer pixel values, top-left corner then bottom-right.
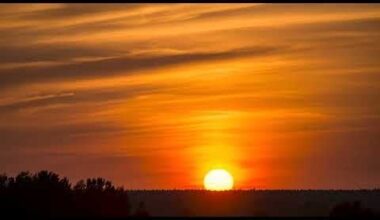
[[128, 190, 380, 217], [1, 171, 379, 217]]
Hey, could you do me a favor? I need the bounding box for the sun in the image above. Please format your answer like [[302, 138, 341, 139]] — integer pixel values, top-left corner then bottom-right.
[[204, 169, 234, 191]]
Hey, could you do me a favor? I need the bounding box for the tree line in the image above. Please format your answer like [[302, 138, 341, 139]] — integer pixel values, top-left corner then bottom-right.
[[0, 170, 136, 217]]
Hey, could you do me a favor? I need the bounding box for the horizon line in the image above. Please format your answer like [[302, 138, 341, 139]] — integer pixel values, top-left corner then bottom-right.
[[125, 188, 380, 191]]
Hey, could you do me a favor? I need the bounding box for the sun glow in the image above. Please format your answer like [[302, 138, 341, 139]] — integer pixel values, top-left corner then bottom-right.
[[204, 169, 234, 191]]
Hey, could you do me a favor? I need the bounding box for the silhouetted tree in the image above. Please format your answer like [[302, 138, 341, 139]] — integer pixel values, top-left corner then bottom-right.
[[0, 170, 130, 218], [73, 179, 86, 192], [0, 174, 7, 190], [73, 177, 130, 217]]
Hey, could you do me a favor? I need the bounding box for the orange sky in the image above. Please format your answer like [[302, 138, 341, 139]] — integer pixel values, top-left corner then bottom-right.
[[0, 4, 380, 189]]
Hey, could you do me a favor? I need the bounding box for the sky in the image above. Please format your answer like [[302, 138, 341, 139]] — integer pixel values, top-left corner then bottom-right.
[[0, 4, 379, 190]]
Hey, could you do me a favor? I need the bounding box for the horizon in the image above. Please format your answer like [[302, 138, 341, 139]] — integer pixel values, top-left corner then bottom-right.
[[1, 3, 380, 190], [3, 170, 380, 191]]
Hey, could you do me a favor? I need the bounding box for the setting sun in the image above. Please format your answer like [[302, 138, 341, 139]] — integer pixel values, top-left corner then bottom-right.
[[204, 169, 234, 191]]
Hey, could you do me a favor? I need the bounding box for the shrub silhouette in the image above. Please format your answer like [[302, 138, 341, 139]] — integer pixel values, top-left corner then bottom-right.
[[132, 201, 150, 217], [0, 170, 130, 217], [329, 200, 376, 217]]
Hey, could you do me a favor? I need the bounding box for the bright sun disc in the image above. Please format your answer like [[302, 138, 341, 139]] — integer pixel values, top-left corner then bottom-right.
[[204, 169, 234, 191]]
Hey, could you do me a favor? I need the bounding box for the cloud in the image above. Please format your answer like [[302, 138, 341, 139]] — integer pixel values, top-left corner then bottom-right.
[[0, 84, 159, 114], [0, 92, 74, 113], [0, 121, 134, 151], [0, 44, 122, 64], [0, 45, 286, 91], [17, 4, 142, 20]]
